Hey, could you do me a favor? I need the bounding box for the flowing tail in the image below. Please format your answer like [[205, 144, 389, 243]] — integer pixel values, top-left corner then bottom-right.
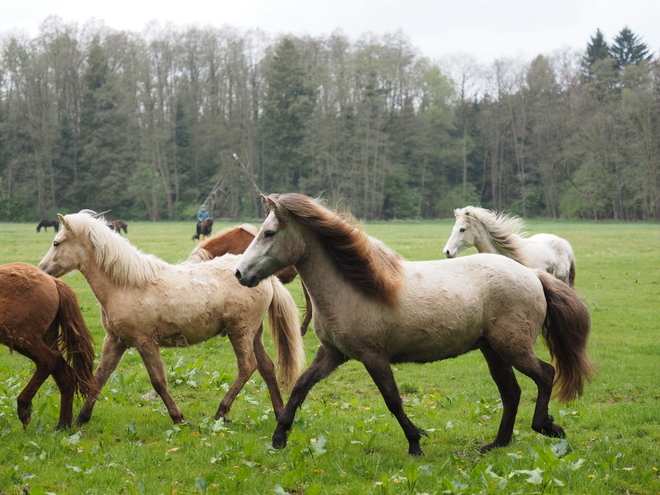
[[53, 278, 98, 398], [537, 272, 596, 402], [267, 277, 306, 388]]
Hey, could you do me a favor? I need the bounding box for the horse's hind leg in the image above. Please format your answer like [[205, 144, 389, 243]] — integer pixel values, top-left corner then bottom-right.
[[494, 344, 565, 439], [518, 358, 565, 438], [76, 336, 127, 426], [134, 339, 185, 424], [273, 344, 348, 450], [479, 342, 522, 453], [16, 360, 54, 427], [251, 324, 284, 418], [361, 353, 426, 456], [215, 332, 258, 421], [50, 357, 77, 429]]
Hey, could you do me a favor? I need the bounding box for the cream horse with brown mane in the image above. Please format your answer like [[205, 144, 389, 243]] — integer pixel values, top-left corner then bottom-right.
[[235, 193, 595, 455], [38, 211, 305, 426], [443, 206, 576, 286]]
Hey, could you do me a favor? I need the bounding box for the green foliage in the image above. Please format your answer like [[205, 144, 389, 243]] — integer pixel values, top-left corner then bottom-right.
[[610, 26, 653, 69], [1, 22, 660, 225]]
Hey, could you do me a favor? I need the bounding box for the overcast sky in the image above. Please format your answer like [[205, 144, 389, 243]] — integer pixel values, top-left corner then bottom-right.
[[2, 0, 660, 65]]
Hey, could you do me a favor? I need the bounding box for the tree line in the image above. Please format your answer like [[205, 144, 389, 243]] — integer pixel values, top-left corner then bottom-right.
[[1, 18, 658, 221]]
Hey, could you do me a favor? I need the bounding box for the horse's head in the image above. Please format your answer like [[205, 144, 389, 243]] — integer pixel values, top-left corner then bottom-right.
[[38, 213, 86, 278], [235, 194, 303, 288], [442, 207, 478, 258]]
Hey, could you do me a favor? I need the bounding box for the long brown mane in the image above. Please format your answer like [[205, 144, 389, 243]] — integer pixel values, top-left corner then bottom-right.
[[271, 193, 404, 307]]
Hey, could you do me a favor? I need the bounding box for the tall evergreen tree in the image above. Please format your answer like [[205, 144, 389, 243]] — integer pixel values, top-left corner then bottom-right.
[[261, 37, 316, 192], [582, 29, 610, 78], [610, 27, 653, 68]]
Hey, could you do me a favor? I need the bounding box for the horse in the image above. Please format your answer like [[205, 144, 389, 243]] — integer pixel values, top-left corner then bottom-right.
[[193, 218, 213, 241], [37, 219, 59, 233], [0, 262, 96, 429], [234, 193, 595, 455], [107, 220, 128, 234], [443, 206, 576, 286], [38, 211, 305, 426], [187, 224, 313, 335]]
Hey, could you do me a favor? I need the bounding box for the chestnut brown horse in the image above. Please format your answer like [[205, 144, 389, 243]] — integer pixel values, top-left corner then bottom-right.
[[0, 263, 96, 428], [187, 224, 313, 335], [235, 193, 595, 455], [37, 219, 59, 233]]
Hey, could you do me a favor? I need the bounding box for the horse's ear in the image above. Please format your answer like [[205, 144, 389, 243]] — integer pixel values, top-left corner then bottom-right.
[[57, 213, 68, 229]]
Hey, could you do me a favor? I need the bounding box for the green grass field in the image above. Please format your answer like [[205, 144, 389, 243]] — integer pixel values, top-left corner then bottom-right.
[[0, 219, 658, 494]]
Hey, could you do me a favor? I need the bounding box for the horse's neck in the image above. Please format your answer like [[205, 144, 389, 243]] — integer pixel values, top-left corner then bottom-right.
[[474, 224, 528, 265], [75, 257, 120, 308], [294, 240, 360, 316]]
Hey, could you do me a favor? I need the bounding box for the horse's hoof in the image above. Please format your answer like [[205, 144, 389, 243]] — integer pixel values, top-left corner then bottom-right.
[[272, 434, 288, 449], [408, 445, 424, 456], [535, 420, 566, 438]]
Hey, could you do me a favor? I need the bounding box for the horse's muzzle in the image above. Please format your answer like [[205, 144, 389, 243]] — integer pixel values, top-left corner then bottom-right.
[[234, 268, 258, 288]]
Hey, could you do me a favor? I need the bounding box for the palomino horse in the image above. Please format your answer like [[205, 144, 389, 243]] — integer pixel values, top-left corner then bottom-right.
[[187, 224, 313, 335], [38, 211, 305, 426], [443, 206, 576, 286], [0, 262, 96, 428], [37, 219, 59, 233], [235, 193, 595, 455], [193, 218, 213, 241]]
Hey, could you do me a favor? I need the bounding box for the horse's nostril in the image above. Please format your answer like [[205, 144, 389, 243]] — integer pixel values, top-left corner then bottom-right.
[[234, 269, 242, 280]]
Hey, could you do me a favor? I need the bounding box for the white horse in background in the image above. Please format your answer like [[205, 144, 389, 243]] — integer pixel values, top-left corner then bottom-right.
[[443, 206, 576, 286]]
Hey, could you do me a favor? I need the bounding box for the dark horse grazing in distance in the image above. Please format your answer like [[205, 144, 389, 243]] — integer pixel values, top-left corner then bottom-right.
[[107, 220, 128, 234], [37, 219, 59, 233], [235, 193, 596, 455], [0, 262, 97, 428], [192, 218, 213, 241]]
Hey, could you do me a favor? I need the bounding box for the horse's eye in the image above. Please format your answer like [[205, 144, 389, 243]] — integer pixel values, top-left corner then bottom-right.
[[264, 230, 276, 238], [459, 228, 466, 233], [53, 241, 60, 247]]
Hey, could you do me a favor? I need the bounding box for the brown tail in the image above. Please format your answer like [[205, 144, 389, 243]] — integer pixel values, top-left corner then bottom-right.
[[537, 271, 596, 402], [53, 278, 98, 398], [267, 277, 306, 388]]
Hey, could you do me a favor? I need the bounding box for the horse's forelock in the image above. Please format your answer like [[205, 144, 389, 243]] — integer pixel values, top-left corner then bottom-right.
[[274, 194, 404, 306]]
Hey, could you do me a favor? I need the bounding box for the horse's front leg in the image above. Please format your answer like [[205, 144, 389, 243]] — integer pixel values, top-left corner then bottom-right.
[[76, 336, 127, 426], [134, 339, 185, 424], [361, 353, 426, 456], [272, 344, 347, 449]]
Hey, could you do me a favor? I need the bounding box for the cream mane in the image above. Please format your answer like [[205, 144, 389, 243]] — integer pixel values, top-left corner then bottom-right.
[[460, 206, 530, 265], [63, 212, 165, 287]]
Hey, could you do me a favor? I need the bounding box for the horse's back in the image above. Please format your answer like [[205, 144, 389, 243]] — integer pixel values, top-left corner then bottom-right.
[[525, 233, 575, 283], [327, 255, 546, 363]]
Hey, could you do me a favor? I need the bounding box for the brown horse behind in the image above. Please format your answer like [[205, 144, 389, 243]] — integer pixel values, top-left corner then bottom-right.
[[188, 224, 312, 335], [37, 219, 59, 233], [193, 218, 214, 240], [0, 263, 96, 428], [107, 220, 128, 234]]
